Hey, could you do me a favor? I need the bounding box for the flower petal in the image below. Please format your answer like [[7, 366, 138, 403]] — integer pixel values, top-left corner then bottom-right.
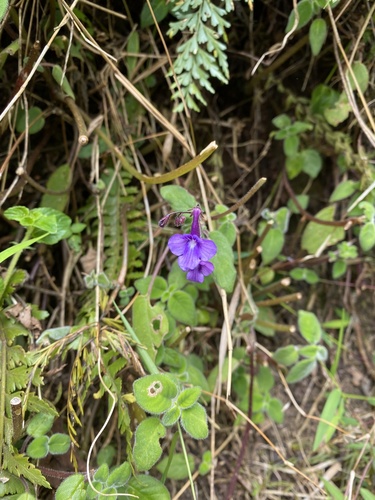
[[186, 261, 214, 283], [199, 261, 214, 276], [198, 239, 217, 261], [168, 234, 189, 256], [177, 235, 201, 270]]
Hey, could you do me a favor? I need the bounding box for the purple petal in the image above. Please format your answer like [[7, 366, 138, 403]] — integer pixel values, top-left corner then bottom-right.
[[186, 261, 214, 283], [198, 239, 217, 261], [186, 267, 204, 283], [199, 261, 214, 276], [168, 234, 189, 256], [177, 235, 201, 270]]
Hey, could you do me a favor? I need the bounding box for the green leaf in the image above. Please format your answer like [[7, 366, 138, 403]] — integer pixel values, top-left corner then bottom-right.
[[299, 345, 327, 361], [180, 403, 208, 439], [125, 31, 139, 75], [261, 228, 284, 265], [32, 208, 72, 245], [358, 201, 375, 221], [311, 84, 340, 115], [348, 61, 369, 94], [257, 365, 274, 392], [55, 474, 86, 500], [36, 326, 71, 345], [167, 260, 188, 289], [3, 446, 51, 488], [48, 433, 70, 455], [97, 445, 116, 467], [286, 0, 314, 33], [285, 153, 303, 179], [160, 185, 196, 212], [26, 436, 49, 459], [254, 306, 276, 337], [313, 389, 343, 450], [218, 220, 237, 246], [298, 310, 322, 344], [324, 92, 351, 126], [167, 290, 197, 325], [287, 194, 309, 213], [40, 164, 72, 212], [133, 417, 166, 471], [52, 65, 75, 99], [332, 260, 347, 279], [16, 106, 45, 134], [107, 461, 131, 487], [286, 359, 317, 383], [283, 135, 300, 157], [290, 268, 319, 284], [141, 0, 172, 28], [360, 489, 375, 500], [133, 295, 169, 360], [161, 405, 181, 426], [25, 394, 59, 416], [134, 276, 168, 299], [177, 387, 202, 409], [273, 346, 299, 367], [133, 374, 178, 414], [272, 114, 291, 129], [267, 398, 284, 423], [309, 18, 327, 56], [126, 474, 170, 499], [322, 479, 345, 500], [0, 232, 49, 264], [301, 206, 345, 254], [27, 413, 54, 438], [0, 0, 8, 23], [156, 453, 195, 480], [93, 463, 109, 483], [329, 180, 358, 202], [210, 230, 236, 293], [301, 148, 322, 178], [359, 222, 375, 252]]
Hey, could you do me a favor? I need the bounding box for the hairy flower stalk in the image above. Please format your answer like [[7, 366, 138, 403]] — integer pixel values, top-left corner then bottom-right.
[[165, 206, 217, 283]]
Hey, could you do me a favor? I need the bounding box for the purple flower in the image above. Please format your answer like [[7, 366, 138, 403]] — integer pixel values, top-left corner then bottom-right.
[[186, 261, 214, 283], [168, 234, 217, 271], [167, 205, 217, 283]]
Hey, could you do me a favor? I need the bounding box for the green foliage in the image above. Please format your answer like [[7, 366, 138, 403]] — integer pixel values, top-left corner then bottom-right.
[[55, 462, 136, 500], [156, 453, 195, 480], [160, 185, 196, 212], [301, 206, 345, 254], [167, 0, 233, 111], [15, 106, 45, 134], [309, 18, 327, 56], [81, 168, 144, 281], [132, 373, 208, 470], [40, 164, 72, 212], [313, 389, 344, 450], [0, 0, 8, 23], [52, 65, 75, 99], [133, 417, 166, 471], [4, 206, 72, 245]]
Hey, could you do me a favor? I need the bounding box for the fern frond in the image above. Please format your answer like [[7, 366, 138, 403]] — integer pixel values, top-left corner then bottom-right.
[[3, 445, 50, 488], [168, 0, 233, 111]]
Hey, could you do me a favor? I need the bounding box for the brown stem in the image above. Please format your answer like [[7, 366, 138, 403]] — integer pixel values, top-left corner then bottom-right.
[[283, 170, 363, 228], [255, 292, 302, 307], [225, 331, 256, 500], [211, 177, 267, 220], [253, 277, 291, 297], [10, 397, 23, 442]]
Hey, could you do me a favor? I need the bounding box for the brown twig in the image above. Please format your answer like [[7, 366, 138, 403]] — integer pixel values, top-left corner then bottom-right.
[[225, 331, 256, 500], [283, 170, 363, 228]]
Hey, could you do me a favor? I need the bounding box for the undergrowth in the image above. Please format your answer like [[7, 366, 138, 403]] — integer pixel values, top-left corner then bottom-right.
[[0, 0, 374, 499]]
